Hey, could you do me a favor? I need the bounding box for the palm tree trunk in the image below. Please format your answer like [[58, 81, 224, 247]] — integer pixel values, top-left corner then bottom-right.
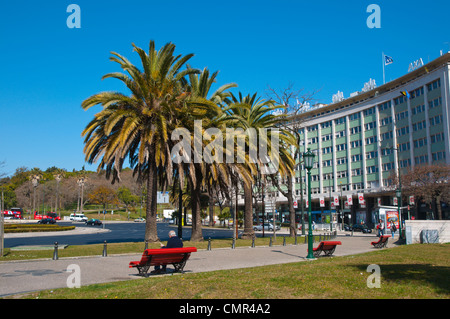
[[208, 186, 215, 227], [190, 167, 204, 241], [241, 181, 254, 239], [145, 160, 159, 242], [286, 179, 297, 237]]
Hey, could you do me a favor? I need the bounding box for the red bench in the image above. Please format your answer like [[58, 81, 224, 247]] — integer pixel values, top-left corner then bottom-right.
[[371, 235, 390, 248], [313, 241, 342, 257], [129, 247, 197, 276]]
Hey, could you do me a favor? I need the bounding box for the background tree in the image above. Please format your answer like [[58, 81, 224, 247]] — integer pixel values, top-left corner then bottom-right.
[[88, 186, 119, 211], [401, 164, 450, 220], [117, 186, 139, 215], [265, 83, 317, 237]]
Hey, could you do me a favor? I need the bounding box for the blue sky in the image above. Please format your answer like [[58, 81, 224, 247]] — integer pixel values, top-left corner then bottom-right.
[[1, 0, 449, 176]]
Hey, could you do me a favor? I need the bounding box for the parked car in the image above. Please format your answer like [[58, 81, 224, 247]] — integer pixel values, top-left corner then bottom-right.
[[86, 219, 102, 226], [134, 217, 146, 222], [70, 213, 88, 222], [38, 218, 56, 224], [253, 223, 281, 231], [351, 224, 372, 233]]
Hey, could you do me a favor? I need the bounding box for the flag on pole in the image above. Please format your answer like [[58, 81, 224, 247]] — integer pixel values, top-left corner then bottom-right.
[[334, 196, 339, 206], [382, 53, 394, 84], [347, 195, 353, 206], [384, 55, 394, 65], [400, 90, 411, 99]]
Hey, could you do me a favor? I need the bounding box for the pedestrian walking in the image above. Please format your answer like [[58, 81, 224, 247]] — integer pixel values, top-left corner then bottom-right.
[[390, 221, 397, 239]]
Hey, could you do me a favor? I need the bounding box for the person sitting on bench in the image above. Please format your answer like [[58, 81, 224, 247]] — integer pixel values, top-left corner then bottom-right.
[[151, 230, 183, 274]]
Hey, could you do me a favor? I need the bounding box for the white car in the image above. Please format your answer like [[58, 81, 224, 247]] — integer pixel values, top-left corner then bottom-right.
[[70, 213, 88, 222], [253, 223, 281, 231]]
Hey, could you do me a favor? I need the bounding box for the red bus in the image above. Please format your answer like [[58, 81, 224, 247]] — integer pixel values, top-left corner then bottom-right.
[[3, 208, 23, 219], [34, 211, 61, 220]]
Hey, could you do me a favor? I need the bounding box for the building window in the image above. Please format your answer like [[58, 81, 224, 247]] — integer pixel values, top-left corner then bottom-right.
[[412, 120, 426, 132], [335, 130, 346, 139], [350, 126, 362, 134], [412, 104, 425, 115], [428, 97, 442, 109], [351, 140, 362, 148], [337, 171, 347, 178], [414, 155, 428, 165], [352, 182, 364, 190], [432, 151, 446, 161], [366, 151, 378, 159], [430, 115, 443, 126], [364, 121, 376, 131], [321, 134, 332, 142], [321, 121, 332, 129], [366, 166, 379, 174], [427, 79, 441, 92], [365, 136, 378, 145], [335, 117, 345, 125], [396, 126, 409, 137], [379, 116, 392, 126], [380, 131, 393, 141], [336, 143, 347, 152], [381, 148, 393, 156], [322, 159, 332, 167], [395, 110, 409, 121], [351, 168, 362, 176], [378, 101, 391, 111], [431, 132, 444, 144], [363, 107, 375, 116], [413, 137, 427, 149]]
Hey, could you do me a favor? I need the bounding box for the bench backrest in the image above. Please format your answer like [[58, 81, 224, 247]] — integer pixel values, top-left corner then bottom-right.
[[133, 247, 197, 267], [142, 247, 197, 266], [318, 241, 342, 250], [381, 235, 390, 242]]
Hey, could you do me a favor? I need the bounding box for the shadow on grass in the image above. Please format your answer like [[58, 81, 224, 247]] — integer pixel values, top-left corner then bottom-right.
[[350, 263, 450, 295]]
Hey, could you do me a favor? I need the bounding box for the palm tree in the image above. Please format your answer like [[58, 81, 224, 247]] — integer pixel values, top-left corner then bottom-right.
[[219, 92, 296, 239], [81, 40, 199, 242], [181, 67, 237, 240]]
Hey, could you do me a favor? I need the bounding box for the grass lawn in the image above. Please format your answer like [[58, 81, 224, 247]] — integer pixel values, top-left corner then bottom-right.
[[19, 243, 450, 299]]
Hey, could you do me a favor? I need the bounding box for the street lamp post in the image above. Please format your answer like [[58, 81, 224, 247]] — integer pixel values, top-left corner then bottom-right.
[[303, 148, 316, 259], [396, 187, 402, 239]]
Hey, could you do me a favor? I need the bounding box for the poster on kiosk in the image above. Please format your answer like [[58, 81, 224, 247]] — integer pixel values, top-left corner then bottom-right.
[[372, 206, 399, 230]]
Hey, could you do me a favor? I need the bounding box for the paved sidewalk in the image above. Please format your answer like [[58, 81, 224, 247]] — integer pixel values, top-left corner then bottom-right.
[[0, 235, 393, 297]]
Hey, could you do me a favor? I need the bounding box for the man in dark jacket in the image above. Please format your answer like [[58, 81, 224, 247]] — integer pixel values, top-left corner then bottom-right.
[[151, 230, 183, 274]]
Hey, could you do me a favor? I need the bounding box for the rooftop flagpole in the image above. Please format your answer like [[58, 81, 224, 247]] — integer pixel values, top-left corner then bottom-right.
[[382, 52, 386, 85]]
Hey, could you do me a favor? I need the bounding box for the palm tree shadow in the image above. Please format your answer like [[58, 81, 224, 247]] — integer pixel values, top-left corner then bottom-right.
[[351, 263, 450, 295]]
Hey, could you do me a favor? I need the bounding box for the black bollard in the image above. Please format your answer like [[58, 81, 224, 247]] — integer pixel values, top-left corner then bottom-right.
[[53, 242, 58, 260], [251, 236, 255, 248], [295, 234, 297, 245], [102, 240, 107, 257], [207, 237, 211, 251], [283, 236, 286, 246], [145, 240, 148, 250], [269, 237, 273, 247], [232, 238, 235, 249]]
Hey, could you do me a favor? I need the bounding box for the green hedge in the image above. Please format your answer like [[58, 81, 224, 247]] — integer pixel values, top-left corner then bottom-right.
[[4, 224, 76, 233]]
